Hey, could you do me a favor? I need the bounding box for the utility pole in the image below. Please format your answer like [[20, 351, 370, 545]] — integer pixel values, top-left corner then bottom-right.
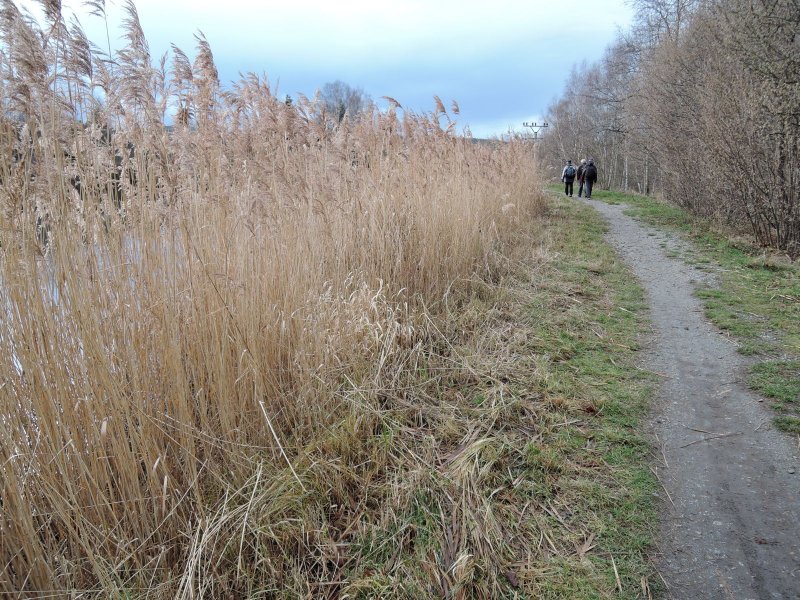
[[523, 122, 548, 163], [522, 121, 548, 141]]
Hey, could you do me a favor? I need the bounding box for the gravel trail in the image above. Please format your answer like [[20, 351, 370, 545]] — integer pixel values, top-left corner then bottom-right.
[[584, 198, 800, 600]]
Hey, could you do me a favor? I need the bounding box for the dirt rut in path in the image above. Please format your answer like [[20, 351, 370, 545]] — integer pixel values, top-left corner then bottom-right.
[[584, 199, 800, 600]]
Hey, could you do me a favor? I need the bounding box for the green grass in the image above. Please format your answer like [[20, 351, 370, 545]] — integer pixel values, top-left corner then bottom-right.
[[584, 186, 800, 433], [749, 361, 800, 428], [520, 192, 660, 597]]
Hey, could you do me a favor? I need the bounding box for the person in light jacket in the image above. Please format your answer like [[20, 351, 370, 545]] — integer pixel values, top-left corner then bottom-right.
[[576, 158, 587, 197]]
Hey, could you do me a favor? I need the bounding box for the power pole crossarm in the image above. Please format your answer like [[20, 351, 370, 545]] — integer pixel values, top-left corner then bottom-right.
[[523, 121, 549, 140]]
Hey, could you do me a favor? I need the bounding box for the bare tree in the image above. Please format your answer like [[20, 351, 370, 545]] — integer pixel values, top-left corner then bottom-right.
[[319, 79, 372, 125], [542, 0, 800, 256], [628, 0, 700, 44]]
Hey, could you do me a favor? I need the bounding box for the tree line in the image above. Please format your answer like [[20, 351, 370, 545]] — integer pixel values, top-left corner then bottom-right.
[[541, 0, 800, 257]]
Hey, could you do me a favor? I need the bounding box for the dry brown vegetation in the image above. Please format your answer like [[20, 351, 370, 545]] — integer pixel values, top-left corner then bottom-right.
[[0, 1, 547, 596], [542, 0, 800, 258]]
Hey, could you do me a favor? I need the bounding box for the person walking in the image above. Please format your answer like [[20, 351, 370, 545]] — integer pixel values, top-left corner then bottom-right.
[[561, 160, 576, 197], [576, 158, 587, 198], [583, 158, 597, 199]]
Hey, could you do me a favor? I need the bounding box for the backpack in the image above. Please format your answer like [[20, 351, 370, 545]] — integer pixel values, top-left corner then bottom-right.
[[584, 164, 597, 181], [564, 165, 576, 178]]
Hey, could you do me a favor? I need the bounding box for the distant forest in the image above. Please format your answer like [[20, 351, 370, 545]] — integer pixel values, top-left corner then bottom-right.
[[541, 0, 799, 257]]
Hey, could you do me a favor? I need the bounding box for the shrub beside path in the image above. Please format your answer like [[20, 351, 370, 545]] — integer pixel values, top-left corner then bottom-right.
[[584, 197, 800, 600]]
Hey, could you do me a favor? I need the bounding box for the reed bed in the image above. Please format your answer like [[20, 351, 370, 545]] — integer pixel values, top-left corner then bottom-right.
[[0, 1, 544, 596]]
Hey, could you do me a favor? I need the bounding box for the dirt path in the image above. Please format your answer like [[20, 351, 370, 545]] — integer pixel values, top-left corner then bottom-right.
[[584, 199, 800, 600]]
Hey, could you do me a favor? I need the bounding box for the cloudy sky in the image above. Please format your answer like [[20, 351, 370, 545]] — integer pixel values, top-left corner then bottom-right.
[[17, 0, 634, 138]]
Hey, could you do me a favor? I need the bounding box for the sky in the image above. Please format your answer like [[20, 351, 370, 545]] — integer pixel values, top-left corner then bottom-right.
[[16, 0, 634, 138]]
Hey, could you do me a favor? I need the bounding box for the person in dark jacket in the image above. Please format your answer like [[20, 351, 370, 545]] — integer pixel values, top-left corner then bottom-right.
[[561, 160, 576, 197], [583, 158, 598, 199], [576, 158, 587, 197]]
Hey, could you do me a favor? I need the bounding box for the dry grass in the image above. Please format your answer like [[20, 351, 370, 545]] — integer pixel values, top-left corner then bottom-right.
[[0, 2, 546, 596]]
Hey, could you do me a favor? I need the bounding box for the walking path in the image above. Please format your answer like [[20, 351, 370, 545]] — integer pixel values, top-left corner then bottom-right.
[[584, 198, 800, 600]]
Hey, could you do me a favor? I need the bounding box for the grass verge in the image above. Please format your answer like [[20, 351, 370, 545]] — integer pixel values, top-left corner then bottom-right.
[[580, 186, 800, 434], [524, 196, 660, 598], [389, 191, 660, 598]]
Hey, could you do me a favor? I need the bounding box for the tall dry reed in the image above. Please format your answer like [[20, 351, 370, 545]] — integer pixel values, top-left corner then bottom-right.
[[0, 1, 542, 595]]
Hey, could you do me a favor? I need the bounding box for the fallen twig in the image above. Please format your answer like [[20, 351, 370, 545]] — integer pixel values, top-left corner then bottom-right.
[[754, 419, 770, 433], [680, 432, 741, 448], [611, 554, 623, 593], [658, 569, 670, 590], [649, 465, 675, 508], [683, 424, 719, 435], [655, 432, 669, 468]]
